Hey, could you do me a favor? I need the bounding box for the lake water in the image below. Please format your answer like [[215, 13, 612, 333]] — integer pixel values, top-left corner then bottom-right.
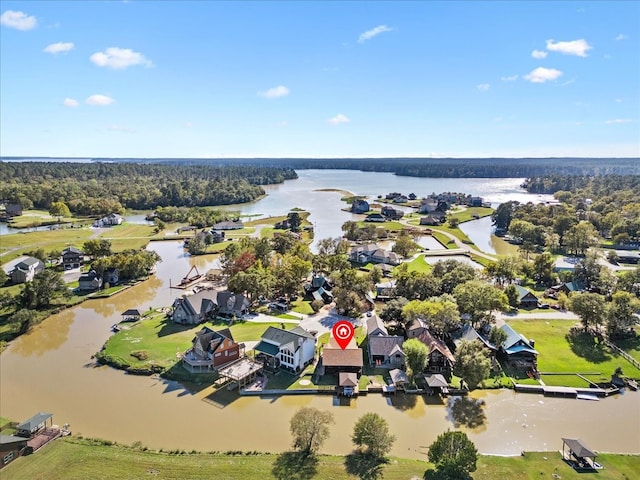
[[1, 239, 639, 457]]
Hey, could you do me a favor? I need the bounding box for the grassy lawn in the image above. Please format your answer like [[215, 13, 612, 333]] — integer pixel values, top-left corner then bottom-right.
[[448, 206, 494, 223], [355, 220, 406, 231], [4, 438, 638, 480], [431, 225, 475, 246], [507, 319, 640, 379], [290, 299, 314, 315], [612, 325, 640, 364], [430, 230, 457, 249], [0, 229, 95, 264], [89, 284, 131, 298], [403, 254, 432, 273], [99, 314, 283, 371]]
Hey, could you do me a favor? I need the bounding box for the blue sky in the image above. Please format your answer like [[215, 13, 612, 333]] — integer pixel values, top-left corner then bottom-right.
[[1, 1, 639, 158]]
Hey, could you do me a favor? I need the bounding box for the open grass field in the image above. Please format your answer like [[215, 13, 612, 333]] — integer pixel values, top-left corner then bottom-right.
[[3, 438, 639, 480], [0, 229, 95, 264], [447, 206, 494, 223], [99, 314, 283, 370], [507, 319, 640, 383], [404, 254, 432, 273], [612, 325, 640, 364]]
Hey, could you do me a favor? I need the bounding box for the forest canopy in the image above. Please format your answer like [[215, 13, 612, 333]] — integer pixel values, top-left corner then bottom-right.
[[0, 162, 297, 214]]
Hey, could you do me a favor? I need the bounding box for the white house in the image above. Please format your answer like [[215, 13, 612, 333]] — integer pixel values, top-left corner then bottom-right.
[[10, 257, 45, 284], [254, 326, 316, 372]]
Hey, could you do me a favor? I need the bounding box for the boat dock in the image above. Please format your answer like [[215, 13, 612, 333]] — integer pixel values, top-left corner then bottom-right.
[[514, 383, 615, 398]]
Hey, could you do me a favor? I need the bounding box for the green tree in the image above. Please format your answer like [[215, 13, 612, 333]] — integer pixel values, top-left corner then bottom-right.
[[453, 280, 508, 326], [351, 413, 395, 458], [49, 201, 71, 221], [532, 252, 556, 286], [402, 296, 460, 336], [453, 339, 491, 389], [607, 291, 640, 338], [564, 221, 599, 256], [448, 217, 460, 228], [402, 338, 429, 383], [288, 211, 302, 231], [392, 231, 419, 258], [379, 297, 408, 324], [20, 270, 69, 309], [187, 235, 207, 255], [486, 256, 520, 286], [289, 407, 334, 456], [427, 430, 478, 479], [487, 326, 508, 347], [504, 284, 519, 308], [492, 201, 518, 230], [83, 239, 112, 259], [569, 292, 607, 331]]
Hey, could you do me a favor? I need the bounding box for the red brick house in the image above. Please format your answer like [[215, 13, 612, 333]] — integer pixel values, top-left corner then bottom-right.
[[182, 327, 241, 373]]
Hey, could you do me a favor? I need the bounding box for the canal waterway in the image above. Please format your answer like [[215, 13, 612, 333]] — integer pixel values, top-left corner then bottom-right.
[[1, 239, 639, 458]]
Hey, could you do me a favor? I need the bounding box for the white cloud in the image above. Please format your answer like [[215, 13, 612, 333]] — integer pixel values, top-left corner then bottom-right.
[[605, 119, 632, 124], [501, 74, 519, 82], [85, 94, 115, 106], [328, 113, 350, 125], [358, 25, 393, 43], [476, 83, 490, 92], [524, 67, 563, 83], [44, 42, 74, 54], [184, 121, 193, 128], [1, 10, 37, 30], [546, 38, 592, 57], [531, 49, 548, 59], [615, 34, 628, 41], [90, 47, 152, 69], [258, 85, 290, 99], [63, 97, 79, 108]]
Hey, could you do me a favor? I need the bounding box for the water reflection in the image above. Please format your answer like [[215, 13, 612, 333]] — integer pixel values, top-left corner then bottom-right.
[[90, 275, 163, 318], [10, 308, 74, 357], [447, 396, 487, 431]]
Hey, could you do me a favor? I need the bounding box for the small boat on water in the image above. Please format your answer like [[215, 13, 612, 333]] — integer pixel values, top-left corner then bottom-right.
[[111, 324, 121, 332]]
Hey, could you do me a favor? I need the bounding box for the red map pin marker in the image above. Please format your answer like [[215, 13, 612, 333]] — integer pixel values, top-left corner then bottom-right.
[[332, 321, 355, 350]]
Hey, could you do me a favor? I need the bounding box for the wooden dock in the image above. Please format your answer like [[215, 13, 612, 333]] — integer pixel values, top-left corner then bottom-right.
[[514, 383, 612, 398]]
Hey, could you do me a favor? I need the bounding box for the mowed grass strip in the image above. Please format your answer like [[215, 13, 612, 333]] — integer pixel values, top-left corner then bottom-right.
[[101, 315, 283, 369], [3, 439, 639, 480], [507, 319, 640, 378]]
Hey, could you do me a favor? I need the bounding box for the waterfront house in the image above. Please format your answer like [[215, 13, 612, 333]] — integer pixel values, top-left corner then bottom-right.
[[172, 290, 217, 324], [103, 267, 119, 285], [415, 328, 455, 379], [215, 290, 250, 318], [254, 326, 316, 372], [418, 198, 439, 214], [371, 248, 402, 265], [419, 214, 445, 226], [468, 196, 484, 207], [393, 195, 409, 204], [389, 368, 409, 390], [515, 286, 539, 309], [78, 270, 102, 291], [381, 205, 404, 220], [364, 213, 386, 223], [351, 199, 370, 214], [349, 244, 379, 263], [498, 323, 538, 371], [0, 435, 27, 469], [61, 247, 83, 270], [2, 203, 23, 218], [322, 337, 363, 377], [451, 324, 497, 356], [368, 335, 405, 368], [94, 213, 123, 227], [182, 326, 241, 373], [10, 257, 45, 284], [338, 372, 359, 397]]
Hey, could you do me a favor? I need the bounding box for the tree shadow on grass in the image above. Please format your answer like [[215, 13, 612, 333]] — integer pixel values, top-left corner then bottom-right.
[[566, 330, 611, 364], [344, 451, 389, 480], [272, 451, 318, 480]]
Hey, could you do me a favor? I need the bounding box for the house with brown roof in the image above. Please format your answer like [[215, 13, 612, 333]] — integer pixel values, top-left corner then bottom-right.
[[182, 326, 241, 372], [322, 337, 363, 377], [415, 328, 455, 380]]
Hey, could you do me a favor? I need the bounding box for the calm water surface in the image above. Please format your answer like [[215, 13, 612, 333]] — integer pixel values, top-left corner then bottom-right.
[[1, 240, 639, 457]]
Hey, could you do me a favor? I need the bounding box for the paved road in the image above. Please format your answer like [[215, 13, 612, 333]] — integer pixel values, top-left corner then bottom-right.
[[495, 309, 580, 327]]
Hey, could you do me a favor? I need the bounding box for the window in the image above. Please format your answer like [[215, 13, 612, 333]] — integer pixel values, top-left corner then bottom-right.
[[3, 451, 14, 464]]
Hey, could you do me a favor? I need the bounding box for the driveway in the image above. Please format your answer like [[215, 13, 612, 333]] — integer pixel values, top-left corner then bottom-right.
[[2, 255, 28, 274]]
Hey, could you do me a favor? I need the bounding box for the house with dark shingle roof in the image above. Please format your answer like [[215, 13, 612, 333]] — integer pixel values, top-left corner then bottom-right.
[[10, 257, 45, 284], [61, 246, 83, 269], [0, 434, 28, 469], [499, 323, 538, 370], [368, 336, 405, 368], [254, 326, 316, 372], [515, 285, 539, 308], [182, 326, 241, 372], [215, 290, 250, 318], [172, 290, 217, 324]]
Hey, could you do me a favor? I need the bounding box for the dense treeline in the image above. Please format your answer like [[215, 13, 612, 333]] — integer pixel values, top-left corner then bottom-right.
[[525, 174, 640, 195], [4, 157, 638, 178], [0, 162, 297, 214]]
